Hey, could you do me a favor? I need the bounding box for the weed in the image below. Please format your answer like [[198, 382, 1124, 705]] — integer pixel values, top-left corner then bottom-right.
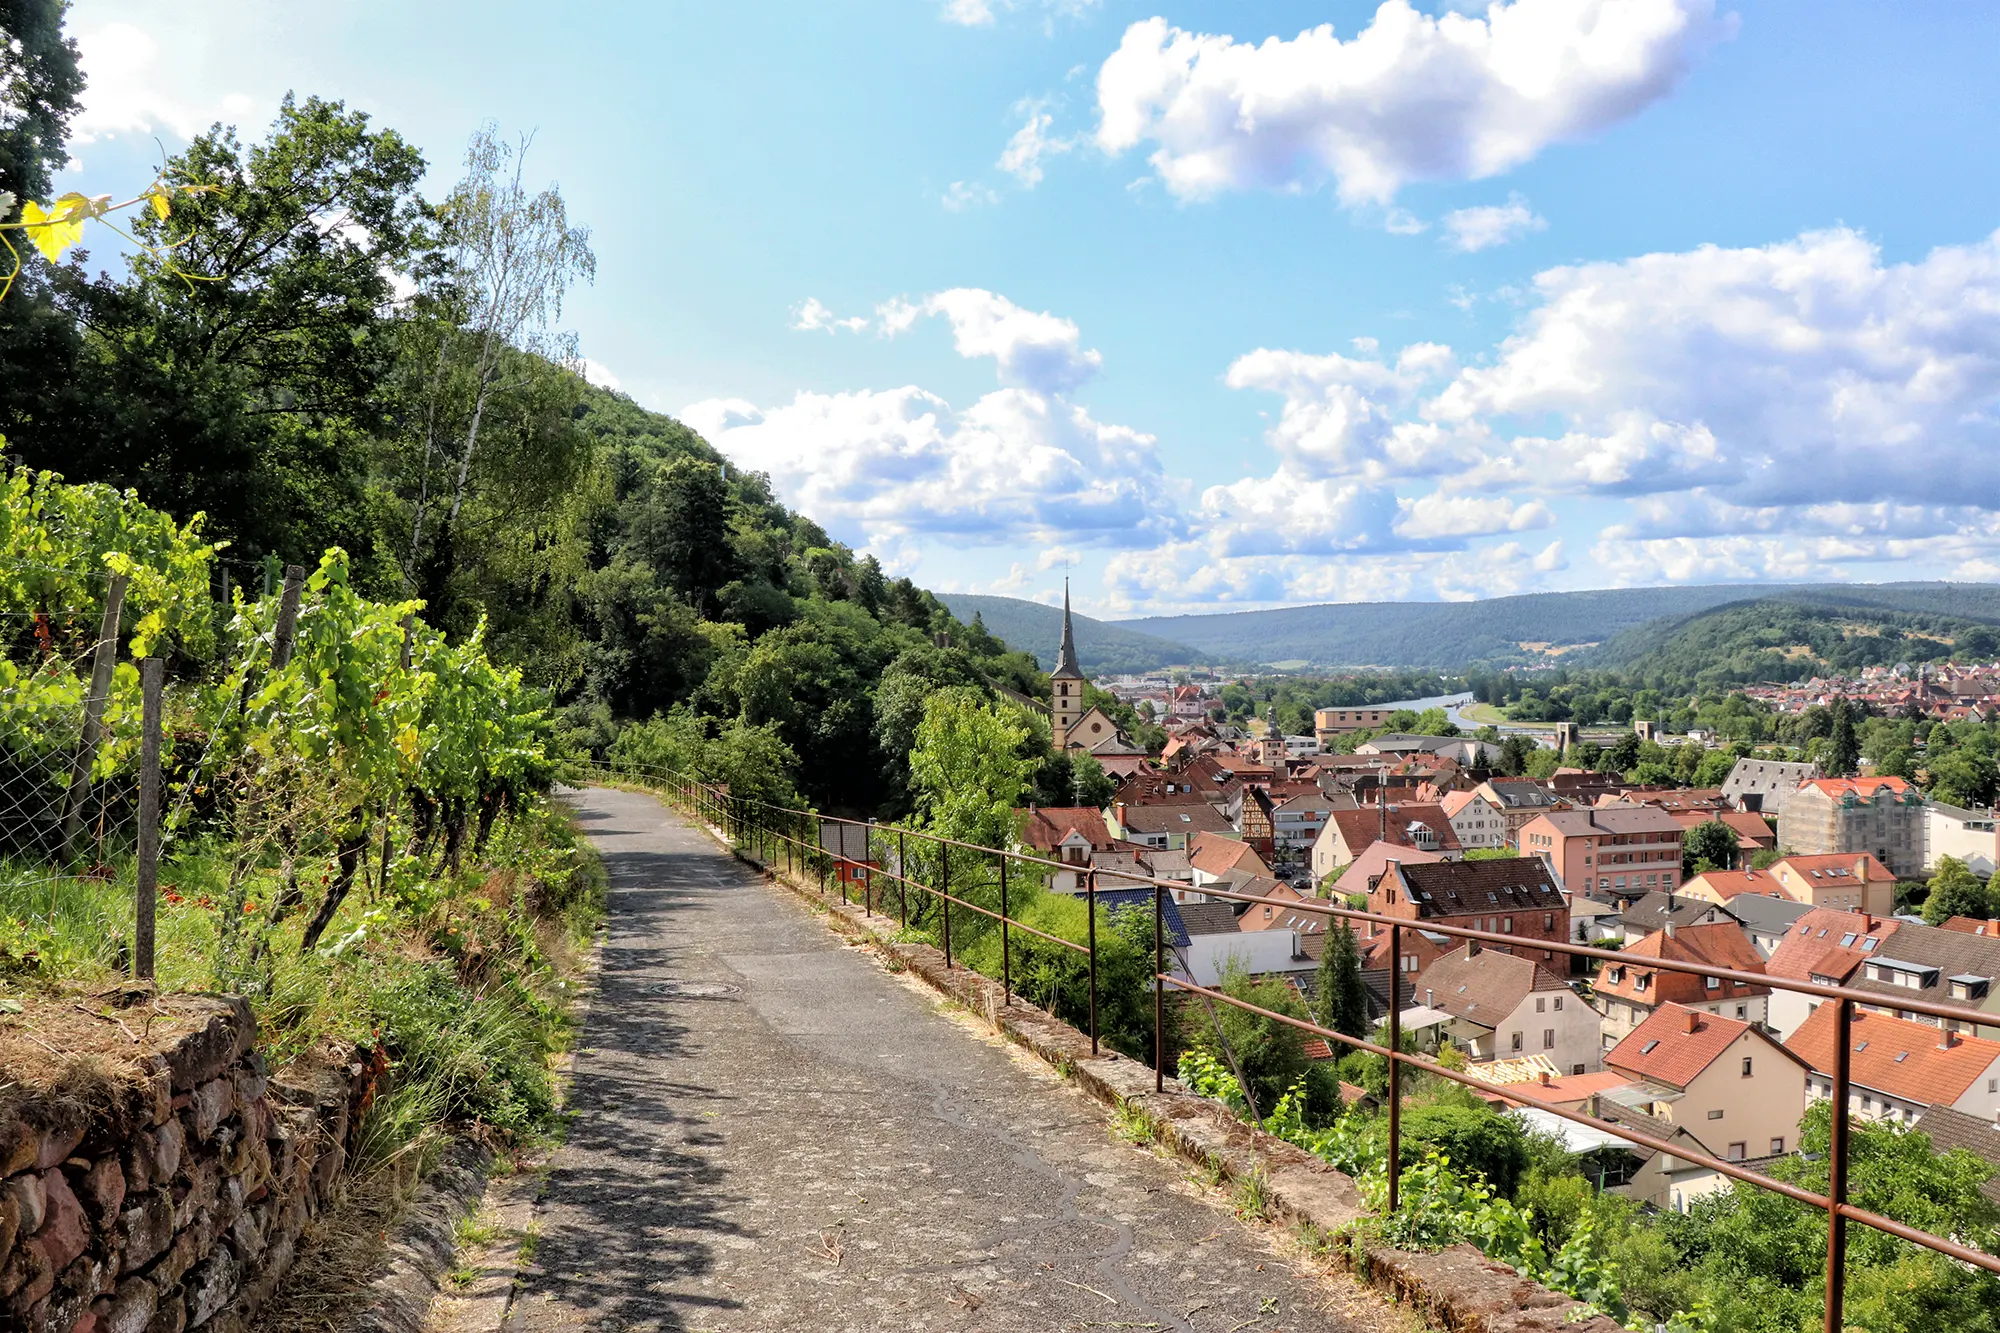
[[1233, 1168, 1269, 1220], [454, 1211, 504, 1249], [1113, 1100, 1154, 1145], [518, 1221, 542, 1265], [1202, 1152, 1228, 1188]]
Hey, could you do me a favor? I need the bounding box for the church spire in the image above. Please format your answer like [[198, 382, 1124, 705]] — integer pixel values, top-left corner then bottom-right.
[[1052, 579, 1084, 680]]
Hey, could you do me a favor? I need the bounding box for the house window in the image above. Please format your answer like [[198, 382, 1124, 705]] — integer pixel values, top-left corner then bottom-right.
[[1741, 1057, 1753, 1077], [1770, 1137, 1785, 1155], [1544, 913, 1555, 930], [1503, 917, 1513, 932], [1708, 1109, 1724, 1120], [1705, 976, 1720, 991], [1572, 1063, 1586, 1075], [1554, 997, 1563, 1011], [1543, 1028, 1555, 1049], [1536, 997, 1547, 1013], [1728, 1142, 1747, 1162], [1511, 1032, 1524, 1052], [1736, 1004, 1747, 1020]]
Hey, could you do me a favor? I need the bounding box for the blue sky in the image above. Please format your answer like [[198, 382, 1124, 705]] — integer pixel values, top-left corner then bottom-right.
[[56, 1, 2000, 618]]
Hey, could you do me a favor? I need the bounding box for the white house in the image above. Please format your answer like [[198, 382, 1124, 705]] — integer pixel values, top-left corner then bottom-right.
[[1439, 790, 1508, 851], [1411, 943, 1601, 1077]]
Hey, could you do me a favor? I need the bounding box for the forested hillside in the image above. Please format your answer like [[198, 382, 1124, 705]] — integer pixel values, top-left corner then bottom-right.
[[1106, 582, 2000, 673], [937, 593, 1206, 673], [0, 95, 1062, 818]]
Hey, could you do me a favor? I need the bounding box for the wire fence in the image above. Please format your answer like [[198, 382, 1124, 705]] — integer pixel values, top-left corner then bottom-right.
[[594, 759, 2000, 1333]]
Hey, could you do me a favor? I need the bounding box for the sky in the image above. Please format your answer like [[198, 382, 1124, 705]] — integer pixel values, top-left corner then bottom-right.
[[51, 0, 2000, 620]]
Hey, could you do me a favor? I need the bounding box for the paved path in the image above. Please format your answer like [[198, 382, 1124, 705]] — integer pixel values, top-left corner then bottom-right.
[[511, 786, 1381, 1333]]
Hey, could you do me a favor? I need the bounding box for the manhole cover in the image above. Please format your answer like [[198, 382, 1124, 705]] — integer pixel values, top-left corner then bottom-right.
[[647, 981, 739, 998]]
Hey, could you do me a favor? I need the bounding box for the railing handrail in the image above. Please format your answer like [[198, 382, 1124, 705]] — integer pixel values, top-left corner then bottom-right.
[[591, 759, 2000, 1327]]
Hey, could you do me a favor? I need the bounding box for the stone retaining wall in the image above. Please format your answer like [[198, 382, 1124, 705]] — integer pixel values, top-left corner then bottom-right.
[[0, 996, 379, 1333]]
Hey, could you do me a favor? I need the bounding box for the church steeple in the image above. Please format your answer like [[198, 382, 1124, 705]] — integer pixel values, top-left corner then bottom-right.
[[1051, 579, 1085, 749]]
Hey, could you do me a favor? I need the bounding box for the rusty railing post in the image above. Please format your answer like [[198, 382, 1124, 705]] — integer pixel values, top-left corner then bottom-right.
[[1824, 996, 1853, 1333], [1153, 882, 1165, 1093], [898, 829, 909, 930], [1000, 854, 1011, 1006], [865, 820, 876, 916], [1388, 921, 1403, 1215], [941, 845, 952, 968], [1086, 867, 1099, 1056], [134, 658, 162, 980]]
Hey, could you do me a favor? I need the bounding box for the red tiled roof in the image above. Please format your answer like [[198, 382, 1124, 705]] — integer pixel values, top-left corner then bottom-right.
[[1940, 916, 2000, 937], [1326, 804, 1465, 855], [1188, 832, 1266, 878], [1017, 807, 1116, 853], [1685, 869, 1797, 902], [1607, 1003, 1804, 1089], [1773, 852, 1895, 882], [1799, 776, 1913, 796], [1785, 1005, 2000, 1106], [1592, 923, 1769, 1006], [1766, 908, 1900, 983], [1490, 1070, 1633, 1109]]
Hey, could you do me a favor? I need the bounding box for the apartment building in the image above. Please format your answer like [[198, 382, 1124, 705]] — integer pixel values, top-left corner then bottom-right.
[[1776, 776, 1925, 879], [1788, 1006, 2000, 1126], [1606, 1004, 1809, 1164], [1519, 804, 1686, 899]]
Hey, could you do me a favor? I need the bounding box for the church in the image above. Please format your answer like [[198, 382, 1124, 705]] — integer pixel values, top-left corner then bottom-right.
[[1048, 583, 1150, 776]]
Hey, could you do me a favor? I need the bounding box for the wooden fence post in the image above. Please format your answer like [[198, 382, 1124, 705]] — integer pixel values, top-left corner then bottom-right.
[[135, 658, 163, 980], [271, 565, 306, 669], [61, 573, 129, 861]]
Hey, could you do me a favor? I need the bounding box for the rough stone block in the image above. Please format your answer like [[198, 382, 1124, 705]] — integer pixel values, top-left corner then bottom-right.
[[161, 1002, 255, 1093], [185, 1083, 231, 1145], [4, 1235, 56, 1310], [230, 1071, 267, 1114], [151, 1124, 184, 1187], [35, 1129, 86, 1172], [116, 1191, 176, 1275], [78, 1157, 128, 1229], [95, 1275, 158, 1333], [35, 1168, 90, 1272], [144, 1288, 185, 1333], [8, 1172, 47, 1233], [0, 1188, 20, 1269], [0, 1122, 40, 1176], [179, 1247, 239, 1328], [172, 1160, 216, 1231], [145, 1228, 200, 1293]]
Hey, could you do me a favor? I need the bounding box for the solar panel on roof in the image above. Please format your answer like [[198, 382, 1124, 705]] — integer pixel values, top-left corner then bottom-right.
[[1641, 1040, 1660, 1054]]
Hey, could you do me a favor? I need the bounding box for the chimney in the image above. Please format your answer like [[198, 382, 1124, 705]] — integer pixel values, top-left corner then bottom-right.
[[1685, 1008, 1700, 1034], [1857, 912, 1873, 933], [1379, 786, 1387, 841], [1664, 919, 1677, 939], [1468, 937, 1482, 958], [1426, 988, 1434, 1006], [1942, 1028, 1962, 1050], [1539, 1070, 1552, 1086]]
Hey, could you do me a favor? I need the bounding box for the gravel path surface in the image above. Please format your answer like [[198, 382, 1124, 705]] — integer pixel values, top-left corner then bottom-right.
[[508, 785, 1378, 1333]]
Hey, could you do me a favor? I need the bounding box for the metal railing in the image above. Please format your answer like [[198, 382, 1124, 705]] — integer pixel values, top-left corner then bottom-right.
[[588, 762, 2000, 1331]]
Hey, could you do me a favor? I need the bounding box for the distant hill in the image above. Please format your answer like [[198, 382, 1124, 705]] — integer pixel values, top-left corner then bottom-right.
[[937, 594, 1206, 674], [947, 582, 2000, 675], [1583, 586, 2000, 686]]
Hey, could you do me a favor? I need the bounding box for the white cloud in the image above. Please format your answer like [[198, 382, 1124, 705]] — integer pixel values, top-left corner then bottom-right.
[[1101, 537, 1567, 613], [943, 0, 1101, 28], [942, 180, 1001, 211], [1393, 493, 1554, 540], [1223, 342, 1465, 480], [582, 359, 622, 392], [1384, 208, 1430, 236], [1442, 193, 1548, 251], [681, 386, 1179, 551], [69, 18, 258, 144], [886, 287, 1104, 394], [1093, 1, 1732, 204], [792, 297, 869, 333], [1429, 226, 2000, 507], [998, 103, 1076, 187]]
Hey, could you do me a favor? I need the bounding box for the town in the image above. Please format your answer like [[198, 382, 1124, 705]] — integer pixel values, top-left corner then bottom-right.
[[1021, 595, 2000, 1214]]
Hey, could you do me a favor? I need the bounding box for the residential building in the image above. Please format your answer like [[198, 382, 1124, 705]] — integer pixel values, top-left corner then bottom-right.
[[1519, 804, 1687, 898], [1329, 841, 1446, 900], [1439, 790, 1508, 851], [1359, 856, 1569, 980], [1680, 868, 1796, 907], [1354, 734, 1505, 767], [1721, 892, 1815, 960], [1606, 1003, 1810, 1165], [1272, 791, 1336, 860], [1925, 801, 1998, 877], [1311, 803, 1463, 880], [1108, 800, 1235, 852], [1411, 944, 1600, 1075], [1720, 757, 1820, 817], [1777, 776, 1925, 879], [1187, 832, 1271, 894], [1592, 922, 1771, 1048], [1314, 707, 1393, 742], [1787, 1006, 2000, 1126], [1912, 1106, 2000, 1205], [1662, 807, 1777, 857], [1765, 853, 1897, 916], [1016, 806, 1135, 894], [1472, 778, 1568, 847], [1763, 906, 2000, 1040], [1615, 891, 1739, 944]]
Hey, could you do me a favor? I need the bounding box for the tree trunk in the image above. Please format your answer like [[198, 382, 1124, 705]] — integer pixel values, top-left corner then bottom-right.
[[301, 819, 371, 952]]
